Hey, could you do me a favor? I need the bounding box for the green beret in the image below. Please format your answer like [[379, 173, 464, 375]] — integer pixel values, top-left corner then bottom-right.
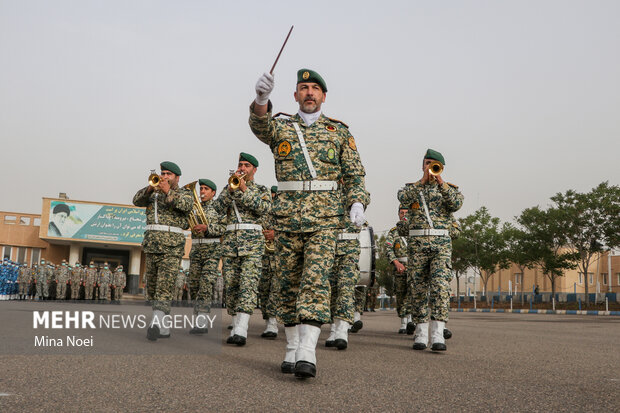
[[398, 205, 408, 211], [160, 161, 182, 176], [297, 68, 327, 92], [239, 152, 259, 167], [199, 179, 217, 192], [270, 185, 278, 193], [424, 149, 445, 165]]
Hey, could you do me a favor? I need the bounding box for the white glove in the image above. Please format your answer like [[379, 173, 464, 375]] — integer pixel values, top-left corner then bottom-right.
[[255, 72, 275, 105], [350, 202, 366, 227]]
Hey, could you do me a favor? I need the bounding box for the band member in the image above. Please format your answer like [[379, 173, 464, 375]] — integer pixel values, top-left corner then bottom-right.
[[397, 149, 463, 351], [259, 186, 279, 339], [212, 153, 272, 346], [133, 161, 193, 341], [250, 69, 369, 378], [188, 179, 226, 334], [385, 206, 412, 334]]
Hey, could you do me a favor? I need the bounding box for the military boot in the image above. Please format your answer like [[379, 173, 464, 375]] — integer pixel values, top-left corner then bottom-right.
[[226, 315, 238, 344], [334, 318, 349, 350], [430, 320, 446, 351], [413, 322, 429, 350], [281, 325, 299, 374], [231, 312, 249, 346], [350, 312, 363, 333], [398, 317, 407, 334], [261, 317, 278, 339], [324, 323, 336, 347], [295, 324, 320, 379], [190, 312, 209, 335]]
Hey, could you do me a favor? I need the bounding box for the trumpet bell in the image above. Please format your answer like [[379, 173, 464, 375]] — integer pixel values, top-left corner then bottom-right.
[[228, 173, 246, 191], [148, 173, 160, 187], [428, 161, 444, 176]]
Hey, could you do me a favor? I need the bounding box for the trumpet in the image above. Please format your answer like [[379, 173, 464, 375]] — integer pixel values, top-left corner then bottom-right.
[[428, 161, 444, 176], [183, 181, 209, 233], [228, 172, 246, 191], [148, 170, 160, 188]]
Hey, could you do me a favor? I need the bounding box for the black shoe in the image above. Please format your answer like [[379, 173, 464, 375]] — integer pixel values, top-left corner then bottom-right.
[[335, 339, 348, 350], [325, 340, 335, 348], [412, 342, 427, 350], [431, 342, 446, 351], [350, 320, 363, 333], [189, 327, 208, 335], [406, 322, 416, 335], [261, 331, 277, 339], [398, 328, 406, 334], [294, 361, 316, 378], [443, 328, 452, 340], [226, 335, 235, 344], [232, 335, 246, 346], [281, 361, 295, 374], [147, 325, 160, 341], [227, 325, 233, 330]]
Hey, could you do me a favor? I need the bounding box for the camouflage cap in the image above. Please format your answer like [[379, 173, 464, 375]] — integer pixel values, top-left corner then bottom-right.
[[424, 149, 445, 165], [239, 152, 259, 167], [297, 68, 327, 92], [160, 161, 182, 176], [199, 179, 217, 192]]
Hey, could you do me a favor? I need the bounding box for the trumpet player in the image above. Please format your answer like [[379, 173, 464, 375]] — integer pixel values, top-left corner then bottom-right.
[[212, 153, 272, 346], [133, 161, 193, 341], [397, 149, 463, 352], [188, 179, 226, 335]]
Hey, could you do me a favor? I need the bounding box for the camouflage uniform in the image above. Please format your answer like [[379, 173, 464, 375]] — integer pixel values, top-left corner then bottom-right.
[[249, 105, 369, 326], [85, 265, 97, 300], [18, 266, 29, 298], [55, 263, 68, 300], [114, 268, 126, 301], [99, 266, 112, 301], [174, 269, 186, 301], [385, 226, 410, 318], [47, 265, 57, 300], [329, 220, 361, 324], [70, 265, 82, 299], [397, 180, 463, 323], [258, 210, 278, 320], [189, 199, 226, 314], [212, 180, 271, 316], [133, 184, 193, 314], [35, 264, 47, 299], [354, 286, 366, 313]]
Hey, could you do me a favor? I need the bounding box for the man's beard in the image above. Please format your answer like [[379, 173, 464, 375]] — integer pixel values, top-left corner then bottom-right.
[[300, 99, 320, 113]]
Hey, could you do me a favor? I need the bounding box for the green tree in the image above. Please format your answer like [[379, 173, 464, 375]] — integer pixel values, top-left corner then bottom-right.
[[551, 182, 620, 304], [460, 207, 510, 300], [515, 207, 578, 299], [451, 234, 472, 299]]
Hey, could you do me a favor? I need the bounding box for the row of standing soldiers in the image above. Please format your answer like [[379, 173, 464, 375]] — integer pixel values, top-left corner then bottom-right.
[[8, 259, 126, 302]]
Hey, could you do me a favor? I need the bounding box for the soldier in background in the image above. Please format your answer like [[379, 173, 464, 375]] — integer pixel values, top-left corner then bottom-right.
[[99, 262, 112, 302], [47, 262, 57, 300], [36, 260, 47, 300], [212, 153, 272, 346], [85, 261, 97, 301], [187, 178, 226, 335], [56, 260, 69, 301], [18, 264, 30, 300], [71, 262, 82, 300], [386, 206, 411, 334], [250, 69, 369, 378], [114, 265, 126, 302], [258, 185, 279, 339]]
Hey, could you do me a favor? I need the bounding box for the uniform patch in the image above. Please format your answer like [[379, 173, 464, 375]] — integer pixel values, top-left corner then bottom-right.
[[348, 137, 357, 151], [327, 148, 335, 160], [395, 242, 401, 250], [411, 202, 420, 209], [302, 71, 310, 80], [278, 141, 291, 157], [326, 125, 336, 132]]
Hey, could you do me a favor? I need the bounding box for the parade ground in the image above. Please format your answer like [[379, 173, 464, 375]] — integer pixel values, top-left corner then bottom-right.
[[0, 302, 618, 412]]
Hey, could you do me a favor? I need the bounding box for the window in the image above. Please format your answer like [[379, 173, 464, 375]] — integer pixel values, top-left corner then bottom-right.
[[19, 216, 31, 225], [2, 246, 12, 260], [31, 248, 40, 265], [4, 215, 16, 224], [514, 273, 522, 285], [589, 273, 594, 285], [602, 274, 608, 286], [33, 218, 41, 226], [617, 274, 620, 286], [17, 247, 26, 264], [578, 272, 583, 284]]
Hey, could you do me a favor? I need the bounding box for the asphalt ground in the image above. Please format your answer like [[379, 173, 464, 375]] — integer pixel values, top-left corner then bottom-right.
[[1, 301, 619, 412]]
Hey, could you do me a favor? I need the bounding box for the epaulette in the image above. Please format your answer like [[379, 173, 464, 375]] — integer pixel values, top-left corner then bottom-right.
[[273, 112, 292, 119], [327, 117, 349, 128], [447, 182, 459, 189]]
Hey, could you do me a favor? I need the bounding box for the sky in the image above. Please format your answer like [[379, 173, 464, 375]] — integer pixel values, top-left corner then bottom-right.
[[1, 0, 619, 235]]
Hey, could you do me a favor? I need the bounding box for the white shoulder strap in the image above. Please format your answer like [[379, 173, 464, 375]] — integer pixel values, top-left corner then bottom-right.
[[231, 200, 242, 223], [418, 190, 434, 229], [292, 122, 317, 179]]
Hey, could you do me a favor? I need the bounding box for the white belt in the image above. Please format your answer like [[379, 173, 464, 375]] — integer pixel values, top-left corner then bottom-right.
[[409, 229, 449, 237], [277, 181, 338, 191], [145, 224, 184, 234], [338, 233, 359, 241], [397, 257, 408, 264], [192, 238, 220, 245], [226, 224, 263, 231]]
